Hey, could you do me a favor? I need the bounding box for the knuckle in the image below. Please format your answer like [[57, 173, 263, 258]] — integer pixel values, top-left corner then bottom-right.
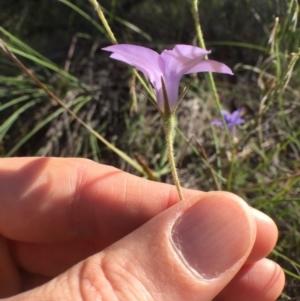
[[77, 255, 151, 301]]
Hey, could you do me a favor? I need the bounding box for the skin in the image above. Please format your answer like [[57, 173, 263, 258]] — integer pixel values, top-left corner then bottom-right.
[[0, 157, 285, 300]]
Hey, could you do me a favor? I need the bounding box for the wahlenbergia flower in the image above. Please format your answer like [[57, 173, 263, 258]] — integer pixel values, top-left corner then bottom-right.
[[102, 44, 233, 113], [211, 108, 245, 133]]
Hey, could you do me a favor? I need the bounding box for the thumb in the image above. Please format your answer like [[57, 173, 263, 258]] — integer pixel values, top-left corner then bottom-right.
[[9, 192, 256, 301]]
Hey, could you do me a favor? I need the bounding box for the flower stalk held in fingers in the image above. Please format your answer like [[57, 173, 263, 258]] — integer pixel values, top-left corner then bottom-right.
[[103, 44, 233, 200]]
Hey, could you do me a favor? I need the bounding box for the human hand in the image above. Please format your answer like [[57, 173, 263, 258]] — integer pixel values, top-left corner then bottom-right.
[[0, 157, 284, 300]]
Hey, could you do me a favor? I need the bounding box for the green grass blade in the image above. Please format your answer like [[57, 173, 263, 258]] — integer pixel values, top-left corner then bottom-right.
[[0, 95, 31, 111], [0, 26, 52, 63], [0, 100, 37, 140], [5, 45, 85, 86], [4, 98, 81, 157]]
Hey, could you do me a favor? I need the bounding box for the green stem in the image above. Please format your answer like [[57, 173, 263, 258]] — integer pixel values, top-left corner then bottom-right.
[[190, 0, 236, 190], [163, 114, 184, 201], [190, 0, 222, 189], [190, 1, 234, 147], [190, 0, 219, 106]]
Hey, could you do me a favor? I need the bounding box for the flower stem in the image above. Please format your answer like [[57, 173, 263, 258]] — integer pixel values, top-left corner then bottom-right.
[[163, 113, 184, 201]]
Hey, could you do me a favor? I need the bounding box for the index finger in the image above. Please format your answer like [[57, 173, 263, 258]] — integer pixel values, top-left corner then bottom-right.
[[0, 157, 202, 243]]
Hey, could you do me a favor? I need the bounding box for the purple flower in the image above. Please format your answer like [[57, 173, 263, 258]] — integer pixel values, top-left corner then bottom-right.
[[211, 108, 245, 133], [102, 44, 233, 113]]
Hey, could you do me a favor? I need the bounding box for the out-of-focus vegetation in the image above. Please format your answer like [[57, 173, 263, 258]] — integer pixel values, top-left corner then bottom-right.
[[1, 0, 300, 298]]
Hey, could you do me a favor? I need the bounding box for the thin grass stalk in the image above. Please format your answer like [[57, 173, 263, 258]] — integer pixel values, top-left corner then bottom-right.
[[190, 0, 238, 190], [89, 0, 117, 44], [88, 0, 152, 110]]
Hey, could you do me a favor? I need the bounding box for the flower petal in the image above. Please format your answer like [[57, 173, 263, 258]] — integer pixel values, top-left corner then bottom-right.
[[160, 45, 210, 77], [159, 76, 181, 109], [211, 119, 224, 127], [230, 109, 245, 125], [220, 110, 232, 123], [231, 108, 242, 120], [158, 45, 211, 109], [233, 117, 245, 125], [186, 60, 233, 75], [102, 44, 163, 86]]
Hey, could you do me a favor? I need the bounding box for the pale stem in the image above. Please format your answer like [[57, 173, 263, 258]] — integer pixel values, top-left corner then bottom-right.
[[191, 0, 233, 147], [89, 0, 118, 44], [190, 0, 219, 107], [191, 0, 235, 190], [164, 114, 184, 201]]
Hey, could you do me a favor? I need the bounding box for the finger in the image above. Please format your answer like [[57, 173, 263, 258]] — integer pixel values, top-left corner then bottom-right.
[[8, 205, 278, 280], [215, 259, 285, 301], [246, 208, 278, 263], [0, 236, 20, 297], [8, 238, 104, 277], [0, 157, 202, 243], [9, 192, 268, 301], [8, 208, 278, 279]]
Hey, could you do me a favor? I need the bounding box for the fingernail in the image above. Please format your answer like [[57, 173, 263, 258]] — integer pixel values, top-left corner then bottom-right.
[[171, 194, 253, 279]]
